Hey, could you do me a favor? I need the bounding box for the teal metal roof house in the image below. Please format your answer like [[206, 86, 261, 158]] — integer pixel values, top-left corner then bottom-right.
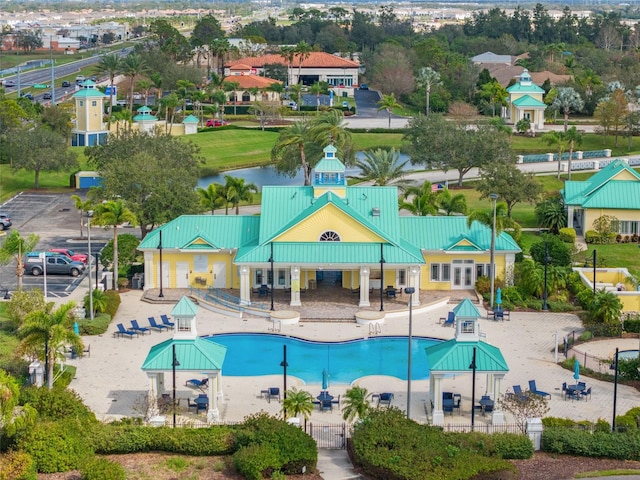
[[138, 146, 520, 310], [506, 69, 546, 131]]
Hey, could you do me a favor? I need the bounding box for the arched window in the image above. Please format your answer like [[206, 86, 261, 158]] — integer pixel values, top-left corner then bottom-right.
[[319, 231, 340, 242], [242, 91, 251, 102]]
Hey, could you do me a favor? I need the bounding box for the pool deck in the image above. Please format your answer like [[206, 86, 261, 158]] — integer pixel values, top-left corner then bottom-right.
[[62, 286, 640, 427]]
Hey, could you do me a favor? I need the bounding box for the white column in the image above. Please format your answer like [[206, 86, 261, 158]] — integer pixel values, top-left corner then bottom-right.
[[409, 266, 420, 306], [491, 373, 505, 424], [239, 266, 251, 305], [208, 373, 219, 422], [290, 266, 301, 306], [147, 373, 160, 420], [359, 266, 370, 307], [143, 252, 154, 290], [567, 206, 575, 229], [431, 374, 445, 426]]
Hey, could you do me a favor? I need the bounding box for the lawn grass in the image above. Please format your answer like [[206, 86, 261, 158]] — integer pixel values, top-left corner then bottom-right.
[[583, 244, 640, 273], [510, 132, 640, 157], [518, 231, 542, 254]]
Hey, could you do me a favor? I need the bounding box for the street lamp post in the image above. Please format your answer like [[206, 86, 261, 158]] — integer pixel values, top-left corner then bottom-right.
[[489, 193, 499, 309], [86, 211, 94, 320], [542, 239, 550, 311], [592, 250, 597, 295], [611, 347, 619, 433], [39, 252, 48, 299], [404, 287, 415, 419], [469, 347, 477, 431], [280, 345, 288, 417], [172, 344, 180, 428], [94, 253, 100, 290], [158, 230, 164, 298]]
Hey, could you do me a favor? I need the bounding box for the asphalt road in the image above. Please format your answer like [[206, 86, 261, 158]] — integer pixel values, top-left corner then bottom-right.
[[0, 192, 110, 298]]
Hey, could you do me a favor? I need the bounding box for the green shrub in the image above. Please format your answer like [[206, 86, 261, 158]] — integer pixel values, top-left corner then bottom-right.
[[77, 313, 111, 335], [542, 426, 640, 460], [18, 420, 94, 473], [547, 300, 577, 312], [19, 386, 96, 424], [104, 290, 121, 318], [525, 298, 543, 310], [233, 443, 281, 480], [530, 235, 572, 266], [558, 227, 576, 243], [0, 450, 37, 480], [585, 230, 599, 244], [623, 314, 640, 334], [80, 457, 126, 480], [542, 417, 578, 428], [491, 433, 534, 459], [475, 275, 491, 295]]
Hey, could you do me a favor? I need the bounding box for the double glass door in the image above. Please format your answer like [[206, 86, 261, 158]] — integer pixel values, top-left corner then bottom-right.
[[452, 261, 474, 289]]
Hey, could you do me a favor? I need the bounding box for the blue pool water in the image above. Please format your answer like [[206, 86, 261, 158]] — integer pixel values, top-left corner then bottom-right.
[[204, 333, 440, 385], [618, 350, 640, 361]]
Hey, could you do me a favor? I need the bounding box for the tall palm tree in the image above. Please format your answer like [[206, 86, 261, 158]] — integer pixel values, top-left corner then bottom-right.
[[542, 130, 570, 179], [160, 93, 180, 134], [466, 203, 522, 242], [310, 81, 327, 111], [70, 194, 93, 239], [309, 110, 352, 157], [197, 183, 225, 214], [551, 87, 584, 132], [136, 79, 153, 106], [377, 93, 401, 128], [223, 81, 240, 115], [294, 41, 312, 88], [149, 72, 163, 103], [95, 53, 121, 117], [120, 53, 149, 112], [93, 199, 137, 290], [564, 126, 583, 180], [355, 148, 411, 190], [209, 38, 230, 76], [0, 230, 39, 290], [399, 182, 439, 216], [273, 120, 313, 185], [176, 79, 196, 114], [281, 387, 314, 421], [18, 301, 83, 389], [437, 189, 467, 216], [416, 67, 441, 116], [341, 386, 371, 422], [280, 46, 296, 86], [224, 176, 258, 215]]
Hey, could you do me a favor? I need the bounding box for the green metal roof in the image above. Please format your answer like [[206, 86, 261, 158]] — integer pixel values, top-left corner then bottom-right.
[[399, 216, 521, 253], [425, 340, 509, 373], [582, 181, 640, 209], [562, 160, 640, 207], [183, 115, 199, 123], [234, 241, 424, 264], [172, 296, 198, 317], [138, 216, 260, 251], [73, 85, 106, 99], [507, 83, 545, 94], [452, 298, 481, 318], [141, 338, 226, 372], [315, 157, 345, 172], [511, 94, 546, 108]]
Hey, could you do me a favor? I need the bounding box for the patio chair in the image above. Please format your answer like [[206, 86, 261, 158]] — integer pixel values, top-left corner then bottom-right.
[[453, 393, 462, 414], [321, 399, 333, 412], [528, 380, 551, 399], [268, 387, 280, 403], [440, 312, 455, 327], [259, 285, 269, 297], [186, 378, 209, 391], [187, 397, 198, 412], [160, 314, 175, 328], [379, 392, 394, 407], [148, 317, 170, 332], [331, 394, 341, 406], [130, 320, 151, 335], [114, 323, 138, 339], [512, 385, 527, 401], [581, 387, 592, 401]]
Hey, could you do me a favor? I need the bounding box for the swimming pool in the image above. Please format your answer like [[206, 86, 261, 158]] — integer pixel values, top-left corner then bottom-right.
[[618, 350, 640, 361], [204, 333, 441, 385]]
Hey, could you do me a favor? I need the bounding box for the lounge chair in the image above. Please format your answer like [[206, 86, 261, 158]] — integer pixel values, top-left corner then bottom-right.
[[379, 392, 394, 407], [114, 323, 138, 339], [130, 320, 151, 335], [440, 311, 455, 327], [581, 387, 592, 401], [160, 314, 175, 328], [512, 385, 527, 401], [528, 380, 551, 399], [268, 387, 280, 403], [148, 317, 170, 332], [186, 378, 209, 391]]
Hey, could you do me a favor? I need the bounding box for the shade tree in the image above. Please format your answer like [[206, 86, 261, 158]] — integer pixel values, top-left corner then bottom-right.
[[476, 161, 541, 218]]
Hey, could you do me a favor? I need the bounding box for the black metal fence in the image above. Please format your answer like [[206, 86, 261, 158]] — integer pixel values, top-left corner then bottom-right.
[[306, 422, 351, 449]]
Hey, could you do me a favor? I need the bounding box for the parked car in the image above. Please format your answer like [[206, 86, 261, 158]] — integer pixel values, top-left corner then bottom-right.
[[24, 253, 86, 277], [76, 75, 85, 84], [0, 213, 12, 230], [359, 83, 369, 90], [43, 92, 52, 100], [20, 93, 34, 100], [288, 101, 297, 110], [49, 248, 88, 264], [205, 119, 228, 127], [61, 81, 71, 87]]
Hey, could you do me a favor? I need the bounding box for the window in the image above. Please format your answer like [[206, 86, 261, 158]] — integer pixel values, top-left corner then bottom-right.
[[79, 101, 84, 107], [278, 270, 286, 285], [430, 264, 439, 281], [461, 320, 474, 334], [91, 101, 97, 107], [442, 264, 451, 281], [319, 231, 340, 241], [177, 317, 190, 332], [255, 269, 263, 285], [431, 263, 451, 282], [193, 255, 208, 273], [619, 221, 639, 235], [398, 269, 406, 286], [476, 264, 485, 280]]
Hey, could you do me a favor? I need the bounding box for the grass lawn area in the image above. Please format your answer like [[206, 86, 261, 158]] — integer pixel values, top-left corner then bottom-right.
[[518, 230, 543, 254], [583, 244, 640, 273], [452, 185, 539, 228], [510, 133, 640, 157]]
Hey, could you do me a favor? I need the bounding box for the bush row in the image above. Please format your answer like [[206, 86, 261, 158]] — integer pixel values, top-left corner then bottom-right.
[[585, 230, 618, 244], [0, 450, 37, 480], [542, 427, 640, 459], [77, 313, 111, 335]]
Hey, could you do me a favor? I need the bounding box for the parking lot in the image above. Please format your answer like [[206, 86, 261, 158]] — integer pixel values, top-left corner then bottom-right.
[[0, 192, 111, 298]]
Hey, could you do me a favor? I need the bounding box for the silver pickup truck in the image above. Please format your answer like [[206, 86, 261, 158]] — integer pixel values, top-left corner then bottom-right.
[[23, 254, 86, 277]]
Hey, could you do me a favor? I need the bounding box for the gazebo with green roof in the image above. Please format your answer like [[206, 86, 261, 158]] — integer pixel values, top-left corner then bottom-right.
[[141, 296, 227, 422], [425, 299, 509, 425], [506, 69, 546, 131]]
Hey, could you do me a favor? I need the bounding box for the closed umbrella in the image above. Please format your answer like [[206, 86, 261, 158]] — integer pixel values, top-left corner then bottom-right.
[[322, 369, 328, 390], [573, 359, 580, 385], [495, 287, 502, 308], [73, 321, 79, 336]]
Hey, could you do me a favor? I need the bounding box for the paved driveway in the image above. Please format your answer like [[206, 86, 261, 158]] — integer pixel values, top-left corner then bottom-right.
[[0, 192, 110, 298]]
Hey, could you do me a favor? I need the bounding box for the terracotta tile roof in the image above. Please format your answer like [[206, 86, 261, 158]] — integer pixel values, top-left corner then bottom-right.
[[222, 75, 282, 89], [226, 52, 359, 69], [229, 63, 252, 71]]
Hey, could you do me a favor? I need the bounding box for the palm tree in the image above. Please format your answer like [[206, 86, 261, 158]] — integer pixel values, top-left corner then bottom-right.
[[466, 202, 522, 241], [355, 148, 411, 190], [18, 301, 83, 389], [342, 386, 371, 422], [136, 79, 153, 107], [377, 93, 401, 128], [120, 53, 149, 112], [273, 120, 313, 185], [84, 288, 108, 318], [197, 183, 225, 214], [552, 87, 585, 132], [160, 93, 180, 134], [95, 53, 121, 117], [589, 290, 622, 324], [416, 67, 441, 116], [280, 46, 296, 86], [310, 81, 327, 111], [281, 387, 314, 421], [309, 110, 352, 156], [224, 176, 258, 215], [223, 81, 240, 115], [542, 130, 569, 180], [209, 38, 231, 76], [399, 182, 439, 216], [535, 195, 567, 234], [70, 194, 93, 239], [176, 79, 196, 114], [437, 189, 467, 215], [0, 230, 40, 290], [294, 41, 312, 88], [149, 72, 163, 103], [564, 126, 583, 180], [93, 199, 137, 290]]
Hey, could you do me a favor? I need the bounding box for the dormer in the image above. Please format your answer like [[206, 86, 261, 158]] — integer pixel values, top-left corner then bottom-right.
[[171, 296, 198, 340], [452, 298, 482, 342], [519, 69, 532, 87], [313, 145, 347, 198]]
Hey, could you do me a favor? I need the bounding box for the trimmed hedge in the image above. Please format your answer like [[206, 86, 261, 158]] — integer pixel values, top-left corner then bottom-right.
[[0, 450, 37, 480], [19, 386, 97, 425], [104, 290, 121, 318], [79, 457, 126, 480], [233, 443, 281, 480], [77, 313, 111, 335], [558, 227, 576, 243], [90, 425, 236, 456], [542, 427, 640, 460]]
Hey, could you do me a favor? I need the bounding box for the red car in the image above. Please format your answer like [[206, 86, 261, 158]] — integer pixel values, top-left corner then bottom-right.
[[206, 119, 228, 127], [49, 248, 88, 264]]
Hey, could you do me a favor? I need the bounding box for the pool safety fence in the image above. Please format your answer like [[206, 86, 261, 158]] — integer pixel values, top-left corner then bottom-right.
[[567, 346, 616, 375], [307, 422, 351, 449], [440, 423, 522, 434]]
